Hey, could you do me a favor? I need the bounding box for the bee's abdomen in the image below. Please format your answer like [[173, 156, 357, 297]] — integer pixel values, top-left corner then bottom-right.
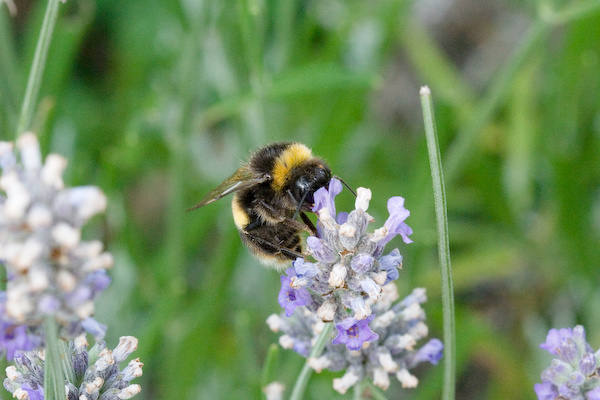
[[231, 193, 251, 229]]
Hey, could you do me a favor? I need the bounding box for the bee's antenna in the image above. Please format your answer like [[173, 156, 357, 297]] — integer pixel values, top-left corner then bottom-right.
[[334, 175, 356, 197]]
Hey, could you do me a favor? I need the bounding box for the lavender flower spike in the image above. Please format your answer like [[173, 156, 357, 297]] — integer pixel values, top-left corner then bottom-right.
[[268, 283, 443, 393], [285, 179, 413, 337], [0, 133, 114, 351], [4, 335, 143, 399], [535, 325, 600, 400]]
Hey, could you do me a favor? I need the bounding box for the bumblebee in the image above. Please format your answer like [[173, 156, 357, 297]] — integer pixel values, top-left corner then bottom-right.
[[188, 142, 333, 266]]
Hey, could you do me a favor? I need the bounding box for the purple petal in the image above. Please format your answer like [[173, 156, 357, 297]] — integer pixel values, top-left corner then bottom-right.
[[22, 383, 44, 400], [293, 258, 319, 279], [84, 270, 111, 295], [306, 236, 338, 263], [81, 317, 107, 340], [332, 315, 378, 351], [0, 324, 41, 360], [336, 212, 349, 225], [533, 382, 558, 400], [38, 295, 61, 315], [378, 197, 413, 247], [413, 338, 444, 365], [378, 248, 402, 284], [350, 253, 374, 274], [312, 178, 342, 215], [579, 352, 597, 375], [278, 275, 312, 317], [587, 387, 600, 400], [293, 340, 311, 357], [540, 328, 573, 355]]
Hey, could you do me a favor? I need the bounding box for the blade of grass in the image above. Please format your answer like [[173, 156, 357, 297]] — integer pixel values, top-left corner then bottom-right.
[[16, 0, 62, 137], [420, 86, 455, 400]]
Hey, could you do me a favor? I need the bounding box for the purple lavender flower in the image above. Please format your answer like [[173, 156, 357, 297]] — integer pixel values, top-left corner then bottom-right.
[[284, 180, 413, 342], [0, 323, 41, 361], [0, 293, 41, 360], [332, 315, 378, 351], [270, 179, 440, 392], [375, 196, 413, 248], [278, 268, 312, 317], [539, 327, 575, 355], [21, 383, 44, 400], [535, 325, 600, 400], [410, 338, 444, 365], [268, 284, 442, 393], [588, 387, 600, 400], [534, 382, 558, 400], [378, 248, 402, 284], [4, 335, 143, 399], [312, 178, 342, 216]]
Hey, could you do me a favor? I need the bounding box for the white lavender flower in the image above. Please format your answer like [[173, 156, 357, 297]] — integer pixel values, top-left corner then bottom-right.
[[0, 133, 112, 358], [3, 335, 143, 400], [268, 283, 443, 393], [277, 179, 413, 349]]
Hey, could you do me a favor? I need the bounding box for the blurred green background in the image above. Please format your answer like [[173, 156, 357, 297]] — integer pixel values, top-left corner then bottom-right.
[[2, 0, 600, 398]]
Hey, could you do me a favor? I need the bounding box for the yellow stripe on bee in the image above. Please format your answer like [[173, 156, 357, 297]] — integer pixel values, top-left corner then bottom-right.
[[231, 194, 250, 229], [272, 143, 312, 191]]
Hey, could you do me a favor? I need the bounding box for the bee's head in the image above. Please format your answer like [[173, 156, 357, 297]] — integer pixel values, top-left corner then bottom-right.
[[289, 161, 332, 209]]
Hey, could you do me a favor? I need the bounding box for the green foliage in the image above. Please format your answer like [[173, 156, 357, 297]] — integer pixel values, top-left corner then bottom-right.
[[2, 0, 600, 399]]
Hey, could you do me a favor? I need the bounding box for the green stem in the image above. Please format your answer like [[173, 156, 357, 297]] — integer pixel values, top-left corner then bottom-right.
[[59, 339, 75, 384], [420, 86, 456, 400], [289, 322, 334, 400], [43, 317, 66, 400], [16, 0, 61, 136]]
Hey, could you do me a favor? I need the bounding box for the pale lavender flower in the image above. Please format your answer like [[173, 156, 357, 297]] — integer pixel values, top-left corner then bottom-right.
[[535, 325, 600, 400], [268, 284, 443, 393], [0, 133, 112, 346], [4, 335, 143, 399]]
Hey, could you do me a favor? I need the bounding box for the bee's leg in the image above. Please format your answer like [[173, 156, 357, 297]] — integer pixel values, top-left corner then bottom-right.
[[245, 217, 305, 236], [244, 218, 262, 232], [279, 247, 305, 260], [241, 229, 305, 260], [299, 212, 317, 235]]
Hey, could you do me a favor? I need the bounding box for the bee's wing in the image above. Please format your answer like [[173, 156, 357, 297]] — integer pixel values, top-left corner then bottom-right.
[[187, 166, 269, 211]]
